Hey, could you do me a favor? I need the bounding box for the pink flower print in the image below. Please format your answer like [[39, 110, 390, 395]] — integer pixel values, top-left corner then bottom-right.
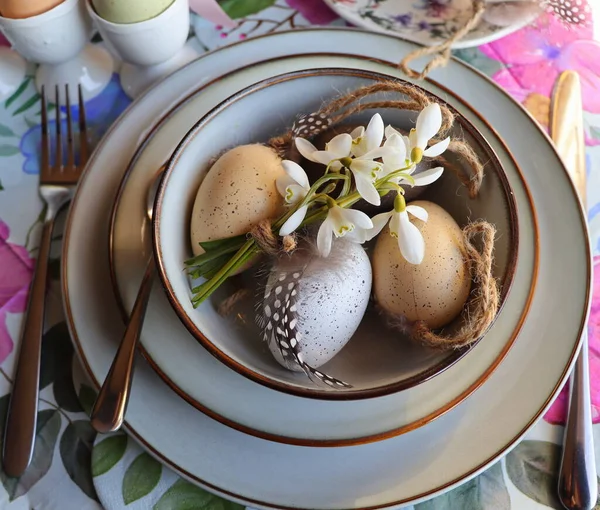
[[285, 0, 338, 25], [544, 256, 600, 425], [0, 33, 9, 47], [480, 13, 600, 116], [0, 220, 34, 365]]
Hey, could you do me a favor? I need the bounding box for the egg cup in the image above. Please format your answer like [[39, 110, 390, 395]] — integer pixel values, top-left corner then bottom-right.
[[0, 46, 26, 101], [0, 0, 113, 101], [87, 0, 198, 99]]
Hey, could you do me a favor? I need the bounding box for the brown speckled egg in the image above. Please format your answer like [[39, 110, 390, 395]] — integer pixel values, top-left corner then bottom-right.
[[190, 144, 285, 256], [373, 200, 471, 329]]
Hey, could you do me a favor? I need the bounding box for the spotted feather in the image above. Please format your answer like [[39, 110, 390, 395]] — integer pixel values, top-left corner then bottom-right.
[[258, 268, 352, 389], [292, 112, 332, 139]]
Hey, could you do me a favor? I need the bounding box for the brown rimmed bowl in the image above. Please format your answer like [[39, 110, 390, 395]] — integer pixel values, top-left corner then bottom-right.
[[152, 67, 519, 400]]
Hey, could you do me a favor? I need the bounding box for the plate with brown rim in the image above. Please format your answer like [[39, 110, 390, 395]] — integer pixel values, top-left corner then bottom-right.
[[110, 54, 529, 445], [63, 28, 589, 509]]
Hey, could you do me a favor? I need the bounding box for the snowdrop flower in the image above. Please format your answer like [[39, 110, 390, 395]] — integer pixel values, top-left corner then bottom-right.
[[385, 103, 450, 164], [295, 127, 393, 206], [276, 160, 310, 205], [349, 113, 385, 157], [381, 133, 444, 188], [365, 195, 428, 265], [317, 205, 373, 258]]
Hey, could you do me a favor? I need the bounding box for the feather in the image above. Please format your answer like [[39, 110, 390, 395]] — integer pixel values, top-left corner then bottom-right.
[[256, 240, 353, 389]]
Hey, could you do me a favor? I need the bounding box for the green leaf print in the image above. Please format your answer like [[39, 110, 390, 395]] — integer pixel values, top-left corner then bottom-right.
[[0, 409, 61, 501], [218, 0, 276, 19], [5, 77, 31, 109], [59, 420, 98, 500], [154, 479, 245, 510], [40, 322, 74, 390], [123, 453, 162, 504], [415, 462, 509, 510], [591, 127, 600, 141], [452, 48, 503, 77], [13, 93, 40, 116], [92, 434, 127, 477], [0, 124, 16, 137], [78, 384, 98, 417], [0, 144, 19, 157], [506, 440, 562, 508]]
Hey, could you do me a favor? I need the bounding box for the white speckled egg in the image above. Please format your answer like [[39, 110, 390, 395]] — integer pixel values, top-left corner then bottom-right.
[[373, 200, 471, 329], [190, 144, 285, 257], [259, 240, 372, 370]]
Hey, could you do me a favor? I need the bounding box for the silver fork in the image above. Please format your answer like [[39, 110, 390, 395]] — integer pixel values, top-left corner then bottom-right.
[[2, 85, 88, 478]]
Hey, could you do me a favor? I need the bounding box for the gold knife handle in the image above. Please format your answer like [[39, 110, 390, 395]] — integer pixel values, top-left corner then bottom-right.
[[551, 71, 598, 510]]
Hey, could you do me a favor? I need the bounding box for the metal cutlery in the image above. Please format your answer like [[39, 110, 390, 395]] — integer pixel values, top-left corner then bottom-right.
[[3, 85, 88, 478], [550, 70, 598, 510], [90, 169, 163, 433]]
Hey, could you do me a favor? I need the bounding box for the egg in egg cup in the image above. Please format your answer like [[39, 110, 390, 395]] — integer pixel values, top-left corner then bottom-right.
[[0, 0, 113, 101], [87, 0, 199, 99]]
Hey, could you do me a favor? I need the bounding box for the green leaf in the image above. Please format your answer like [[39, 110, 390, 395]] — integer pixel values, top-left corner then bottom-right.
[[590, 126, 600, 140], [92, 434, 127, 477], [59, 420, 98, 500], [415, 462, 509, 509], [154, 479, 245, 510], [0, 124, 16, 137], [78, 384, 97, 417], [40, 322, 74, 390], [123, 453, 162, 504], [5, 77, 31, 109], [0, 145, 19, 157], [24, 117, 38, 129], [217, 0, 276, 18], [505, 440, 562, 508], [13, 94, 41, 116], [0, 409, 62, 501]]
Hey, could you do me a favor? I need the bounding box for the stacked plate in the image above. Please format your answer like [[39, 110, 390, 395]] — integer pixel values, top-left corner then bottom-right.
[[62, 28, 591, 509]]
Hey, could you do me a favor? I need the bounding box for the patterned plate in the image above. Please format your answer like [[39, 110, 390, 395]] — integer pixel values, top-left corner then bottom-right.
[[323, 0, 543, 48]]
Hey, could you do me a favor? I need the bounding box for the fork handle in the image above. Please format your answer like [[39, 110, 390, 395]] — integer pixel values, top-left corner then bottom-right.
[[3, 220, 54, 477], [558, 332, 598, 510], [90, 257, 155, 433]]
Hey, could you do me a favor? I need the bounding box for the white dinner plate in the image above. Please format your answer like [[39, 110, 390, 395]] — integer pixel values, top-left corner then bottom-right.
[[63, 28, 590, 509], [110, 53, 534, 445]]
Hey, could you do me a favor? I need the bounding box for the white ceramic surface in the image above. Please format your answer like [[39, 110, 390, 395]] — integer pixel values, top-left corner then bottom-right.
[[111, 53, 532, 444], [153, 66, 521, 399], [0, 0, 112, 100], [87, 0, 192, 98], [0, 47, 26, 101], [323, 0, 542, 49], [63, 29, 590, 509]]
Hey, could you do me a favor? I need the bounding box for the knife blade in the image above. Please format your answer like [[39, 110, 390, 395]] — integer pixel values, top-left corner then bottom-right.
[[550, 70, 597, 510]]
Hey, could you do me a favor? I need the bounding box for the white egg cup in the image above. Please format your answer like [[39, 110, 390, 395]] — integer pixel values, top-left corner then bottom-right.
[[0, 0, 113, 101], [87, 0, 198, 99], [0, 46, 27, 101]]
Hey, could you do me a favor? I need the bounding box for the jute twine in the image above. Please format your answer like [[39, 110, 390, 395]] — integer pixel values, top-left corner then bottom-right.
[[387, 220, 499, 350], [268, 80, 484, 198], [399, 0, 487, 80]]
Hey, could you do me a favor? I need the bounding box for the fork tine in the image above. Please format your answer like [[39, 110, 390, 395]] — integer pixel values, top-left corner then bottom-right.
[[54, 85, 62, 170], [78, 85, 88, 166], [40, 87, 49, 176], [65, 84, 74, 171]]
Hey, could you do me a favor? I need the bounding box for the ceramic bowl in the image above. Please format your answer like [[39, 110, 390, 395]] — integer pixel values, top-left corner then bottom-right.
[[153, 67, 519, 399]]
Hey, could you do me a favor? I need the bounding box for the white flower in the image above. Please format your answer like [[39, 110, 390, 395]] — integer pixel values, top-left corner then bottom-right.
[[349, 113, 385, 157], [276, 160, 310, 205], [366, 203, 428, 265], [385, 103, 450, 163], [295, 128, 394, 206], [317, 205, 373, 257]]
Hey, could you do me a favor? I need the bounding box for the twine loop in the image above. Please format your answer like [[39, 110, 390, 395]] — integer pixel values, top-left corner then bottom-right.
[[411, 220, 499, 349], [249, 219, 297, 256]]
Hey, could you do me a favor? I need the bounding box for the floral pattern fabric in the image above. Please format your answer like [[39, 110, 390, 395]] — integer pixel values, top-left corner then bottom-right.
[[0, 2, 600, 509]]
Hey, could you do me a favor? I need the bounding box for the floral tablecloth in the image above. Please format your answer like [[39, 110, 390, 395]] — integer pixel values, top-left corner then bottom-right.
[[1, 2, 600, 509]]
